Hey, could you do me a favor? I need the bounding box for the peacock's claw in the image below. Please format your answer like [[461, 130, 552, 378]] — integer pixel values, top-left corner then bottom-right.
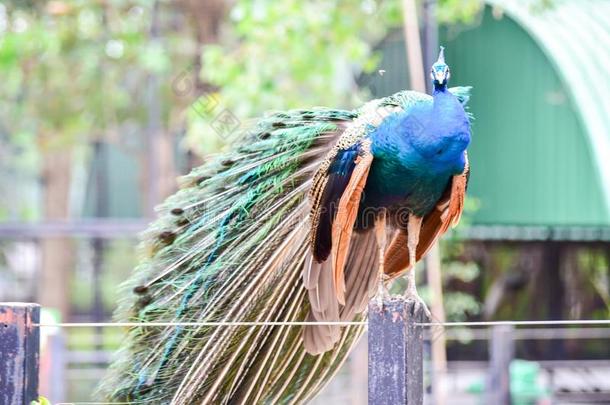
[[403, 289, 431, 321], [374, 280, 391, 307]]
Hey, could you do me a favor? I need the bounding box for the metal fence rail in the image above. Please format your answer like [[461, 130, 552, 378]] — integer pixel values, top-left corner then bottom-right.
[[3, 301, 610, 405]]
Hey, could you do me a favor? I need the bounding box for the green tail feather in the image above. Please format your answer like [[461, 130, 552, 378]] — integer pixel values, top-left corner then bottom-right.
[[97, 108, 361, 403], [98, 88, 472, 403]]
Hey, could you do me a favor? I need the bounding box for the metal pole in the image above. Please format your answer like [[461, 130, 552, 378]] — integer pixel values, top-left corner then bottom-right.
[[368, 297, 426, 405], [486, 324, 515, 405], [401, 0, 426, 93], [422, 0, 439, 94], [0, 303, 40, 404], [93, 141, 108, 351], [146, 0, 162, 217], [47, 331, 67, 403]]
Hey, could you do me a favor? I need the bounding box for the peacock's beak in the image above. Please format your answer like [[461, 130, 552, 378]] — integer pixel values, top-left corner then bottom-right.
[[434, 71, 447, 84]]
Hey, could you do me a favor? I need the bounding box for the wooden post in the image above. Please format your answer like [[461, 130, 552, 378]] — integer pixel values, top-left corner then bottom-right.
[[486, 324, 514, 405], [424, 245, 447, 404], [401, 0, 426, 93], [40, 329, 66, 403], [350, 337, 368, 405], [0, 303, 40, 404], [368, 297, 427, 405]]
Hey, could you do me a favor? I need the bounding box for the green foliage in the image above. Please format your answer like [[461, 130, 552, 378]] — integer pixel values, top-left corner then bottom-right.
[[437, 0, 483, 24], [419, 260, 482, 323], [188, 0, 401, 154], [202, 0, 399, 114], [71, 238, 138, 314], [31, 397, 51, 405], [577, 249, 610, 315], [434, 197, 482, 321], [0, 1, 195, 219], [1, 1, 155, 142], [443, 290, 480, 321]]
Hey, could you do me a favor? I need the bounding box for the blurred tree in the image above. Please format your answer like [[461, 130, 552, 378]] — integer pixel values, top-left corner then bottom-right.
[[173, 0, 226, 170], [187, 0, 403, 155], [0, 0, 198, 316]]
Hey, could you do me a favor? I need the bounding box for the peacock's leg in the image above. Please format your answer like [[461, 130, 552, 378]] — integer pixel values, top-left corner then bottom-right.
[[404, 214, 431, 318], [374, 209, 391, 304]]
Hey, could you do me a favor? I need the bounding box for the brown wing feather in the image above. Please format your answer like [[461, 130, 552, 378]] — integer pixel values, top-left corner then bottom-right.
[[331, 141, 373, 305], [302, 231, 377, 354], [384, 154, 469, 278]]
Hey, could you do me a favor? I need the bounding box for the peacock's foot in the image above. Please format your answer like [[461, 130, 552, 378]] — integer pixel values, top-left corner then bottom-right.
[[403, 288, 431, 321], [374, 279, 392, 307]]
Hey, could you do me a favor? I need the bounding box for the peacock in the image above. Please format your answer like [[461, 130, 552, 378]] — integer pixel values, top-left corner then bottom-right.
[[98, 47, 472, 404]]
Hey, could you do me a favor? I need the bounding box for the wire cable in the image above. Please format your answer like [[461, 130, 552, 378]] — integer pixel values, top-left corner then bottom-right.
[[33, 319, 610, 328]]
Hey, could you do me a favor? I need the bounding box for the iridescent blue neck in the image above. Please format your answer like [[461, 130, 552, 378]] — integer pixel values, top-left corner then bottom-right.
[[433, 81, 448, 93]]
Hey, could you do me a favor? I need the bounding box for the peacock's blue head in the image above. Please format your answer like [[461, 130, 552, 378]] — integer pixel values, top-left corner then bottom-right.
[[430, 46, 450, 89]]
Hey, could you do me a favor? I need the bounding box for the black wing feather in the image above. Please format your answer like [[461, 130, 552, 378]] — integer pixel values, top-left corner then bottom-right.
[[312, 145, 360, 261]]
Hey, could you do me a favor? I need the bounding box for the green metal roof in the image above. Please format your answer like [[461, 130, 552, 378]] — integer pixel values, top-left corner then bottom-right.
[[484, 0, 610, 217], [366, 0, 610, 236], [441, 1, 610, 229]]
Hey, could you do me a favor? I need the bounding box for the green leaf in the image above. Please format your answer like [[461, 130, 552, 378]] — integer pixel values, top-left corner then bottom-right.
[[31, 396, 51, 405], [138, 42, 170, 74]]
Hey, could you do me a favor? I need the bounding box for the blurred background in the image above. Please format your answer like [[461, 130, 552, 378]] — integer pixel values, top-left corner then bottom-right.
[[1, 0, 609, 403]]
